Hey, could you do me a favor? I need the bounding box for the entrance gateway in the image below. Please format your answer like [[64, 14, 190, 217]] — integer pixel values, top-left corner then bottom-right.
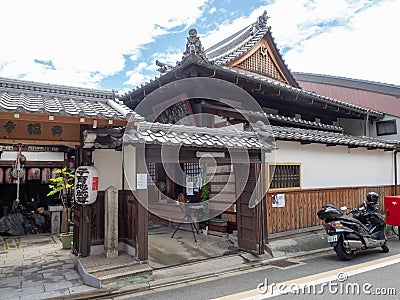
[[123, 119, 273, 260]]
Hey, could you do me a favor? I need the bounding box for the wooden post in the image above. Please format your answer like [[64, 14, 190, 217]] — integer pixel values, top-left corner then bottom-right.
[[134, 145, 148, 261], [104, 186, 119, 258], [79, 204, 92, 257]]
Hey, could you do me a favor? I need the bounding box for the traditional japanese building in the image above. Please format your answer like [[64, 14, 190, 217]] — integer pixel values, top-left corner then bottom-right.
[[1, 11, 397, 278], [118, 11, 397, 251], [0, 77, 137, 248]]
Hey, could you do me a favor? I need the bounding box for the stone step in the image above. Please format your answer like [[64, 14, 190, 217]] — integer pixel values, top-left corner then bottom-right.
[[79, 252, 138, 274], [96, 264, 153, 287], [77, 253, 153, 288]]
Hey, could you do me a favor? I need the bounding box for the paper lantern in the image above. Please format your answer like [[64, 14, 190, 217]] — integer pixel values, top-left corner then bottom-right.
[[5, 167, 25, 184], [74, 166, 99, 204], [27, 168, 41, 180], [41, 168, 51, 184], [5, 168, 13, 184], [51, 168, 59, 179]]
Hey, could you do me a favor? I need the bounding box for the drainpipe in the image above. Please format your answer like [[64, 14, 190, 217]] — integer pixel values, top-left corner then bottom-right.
[[395, 147, 400, 195], [364, 109, 370, 137]]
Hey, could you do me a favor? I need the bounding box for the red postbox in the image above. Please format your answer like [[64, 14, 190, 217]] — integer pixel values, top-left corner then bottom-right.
[[384, 196, 400, 226]]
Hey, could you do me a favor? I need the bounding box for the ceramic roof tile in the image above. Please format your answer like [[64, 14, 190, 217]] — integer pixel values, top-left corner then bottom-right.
[[270, 125, 395, 149], [122, 121, 270, 150], [0, 77, 143, 121]]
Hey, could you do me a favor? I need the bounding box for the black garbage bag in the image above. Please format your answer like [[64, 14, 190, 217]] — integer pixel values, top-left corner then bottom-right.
[[0, 212, 25, 236]]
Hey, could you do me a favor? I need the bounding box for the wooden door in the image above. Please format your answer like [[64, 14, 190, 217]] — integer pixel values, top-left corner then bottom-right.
[[236, 163, 264, 254]]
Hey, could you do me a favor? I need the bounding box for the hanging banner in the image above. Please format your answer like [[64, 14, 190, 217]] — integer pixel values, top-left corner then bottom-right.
[[74, 166, 99, 204], [0, 168, 3, 184]]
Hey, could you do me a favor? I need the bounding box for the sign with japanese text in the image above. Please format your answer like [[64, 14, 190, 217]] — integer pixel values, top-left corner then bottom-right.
[[74, 166, 99, 204], [0, 120, 79, 143]]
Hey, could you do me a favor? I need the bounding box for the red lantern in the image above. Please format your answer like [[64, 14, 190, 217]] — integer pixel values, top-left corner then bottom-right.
[[42, 168, 51, 184], [5, 168, 13, 184], [51, 168, 59, 179], [27, 168, 41, 180], [5, 167, 25, 184]]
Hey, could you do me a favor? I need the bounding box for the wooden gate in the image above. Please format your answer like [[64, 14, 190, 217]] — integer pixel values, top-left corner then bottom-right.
[[235, 163, 264, 254]]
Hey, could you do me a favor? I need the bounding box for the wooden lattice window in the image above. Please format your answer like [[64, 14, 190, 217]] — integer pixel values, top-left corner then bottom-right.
[[147, 162, 156, 186], [237, 45, 285, 82], [184, 163, 202, 176], [268, 163, 301, 190]]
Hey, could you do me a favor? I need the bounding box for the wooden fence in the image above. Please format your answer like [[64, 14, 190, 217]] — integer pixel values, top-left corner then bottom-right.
[[266, 185, 395, 235]]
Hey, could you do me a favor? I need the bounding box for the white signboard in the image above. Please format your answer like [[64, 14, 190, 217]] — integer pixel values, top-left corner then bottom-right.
[[136, 173, 148, 190], [272, 194, 285, 208], [186, 181, 194, 195]]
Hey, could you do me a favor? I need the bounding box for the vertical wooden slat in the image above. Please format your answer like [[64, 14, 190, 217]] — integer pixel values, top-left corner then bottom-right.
[[266, 185, 395, 234]]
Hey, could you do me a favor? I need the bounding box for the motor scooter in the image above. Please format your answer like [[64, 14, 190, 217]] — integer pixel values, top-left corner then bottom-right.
[[317, 204, 389, 260]]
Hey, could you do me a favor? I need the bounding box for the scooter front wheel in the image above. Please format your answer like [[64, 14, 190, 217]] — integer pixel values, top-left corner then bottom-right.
[[382, 243, 389, 253], [334, 238, 355, 261]]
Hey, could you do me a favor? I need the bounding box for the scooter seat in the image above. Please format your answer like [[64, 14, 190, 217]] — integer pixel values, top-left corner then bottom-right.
[[337, 215, 368, 229]]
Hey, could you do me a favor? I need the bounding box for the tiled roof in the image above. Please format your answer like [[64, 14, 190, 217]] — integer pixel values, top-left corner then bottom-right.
[[118, 120, 396, 151], [270, 125, 396, 150], [122, 56, 383, 119], [205, 11, 271, 65], [221, 66, 384, 118], [265, 114, 342, 132], [122, 121, 275, 150], [203, 102, 343, 132], [0, 77, 143, 121]]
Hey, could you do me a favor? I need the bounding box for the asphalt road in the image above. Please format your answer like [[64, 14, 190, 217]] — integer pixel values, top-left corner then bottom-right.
[[115, 235, 400, 300]]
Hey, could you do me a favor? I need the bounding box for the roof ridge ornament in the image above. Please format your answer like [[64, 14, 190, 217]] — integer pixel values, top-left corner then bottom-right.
[[182, 28, 209, 63], [254, 10, 271, 31]]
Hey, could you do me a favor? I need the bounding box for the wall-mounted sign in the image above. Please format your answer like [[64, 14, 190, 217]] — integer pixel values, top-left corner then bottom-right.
[[272, 194, 285, 208], [196, 151, 225, 158], [136, 173, 148, 190], [74, 166, 99, 205], [0, 120, 80, 143]]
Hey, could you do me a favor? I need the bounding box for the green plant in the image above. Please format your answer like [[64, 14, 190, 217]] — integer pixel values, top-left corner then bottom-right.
[[47, 167, 75, 228]]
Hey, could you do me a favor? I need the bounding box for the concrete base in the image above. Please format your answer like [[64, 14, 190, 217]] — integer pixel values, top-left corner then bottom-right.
[[267, 230, 330, 258], [77, 252, 152, 288]]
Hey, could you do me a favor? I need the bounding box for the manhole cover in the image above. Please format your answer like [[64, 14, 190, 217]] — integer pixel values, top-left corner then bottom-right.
[[268, 260, 300, 269]]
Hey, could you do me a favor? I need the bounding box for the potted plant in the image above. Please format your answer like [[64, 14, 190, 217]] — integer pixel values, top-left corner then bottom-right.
[[47, 167, 75, 249]]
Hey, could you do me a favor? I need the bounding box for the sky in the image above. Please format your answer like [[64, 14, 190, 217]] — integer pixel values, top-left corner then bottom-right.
[[0, 0, 399, 95]]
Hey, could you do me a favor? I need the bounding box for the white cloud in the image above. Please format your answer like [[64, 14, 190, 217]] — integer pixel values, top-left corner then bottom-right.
[[201, 0, 399, 85], [125, 62, 154, 87], [1, 0, 398, 89], [0, 0, 207, 88], [283, 0, 400, 85]]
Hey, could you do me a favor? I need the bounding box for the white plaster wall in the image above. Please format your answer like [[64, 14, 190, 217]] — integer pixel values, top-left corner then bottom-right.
[[92, 149, 123, 191], [268, 141, 395, 189]]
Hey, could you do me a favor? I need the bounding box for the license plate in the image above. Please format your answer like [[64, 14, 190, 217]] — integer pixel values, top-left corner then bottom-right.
[[328, 235, 338, 243]]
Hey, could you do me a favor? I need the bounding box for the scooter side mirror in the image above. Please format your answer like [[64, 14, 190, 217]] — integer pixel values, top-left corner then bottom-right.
[[340, 206, 348, 211]]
